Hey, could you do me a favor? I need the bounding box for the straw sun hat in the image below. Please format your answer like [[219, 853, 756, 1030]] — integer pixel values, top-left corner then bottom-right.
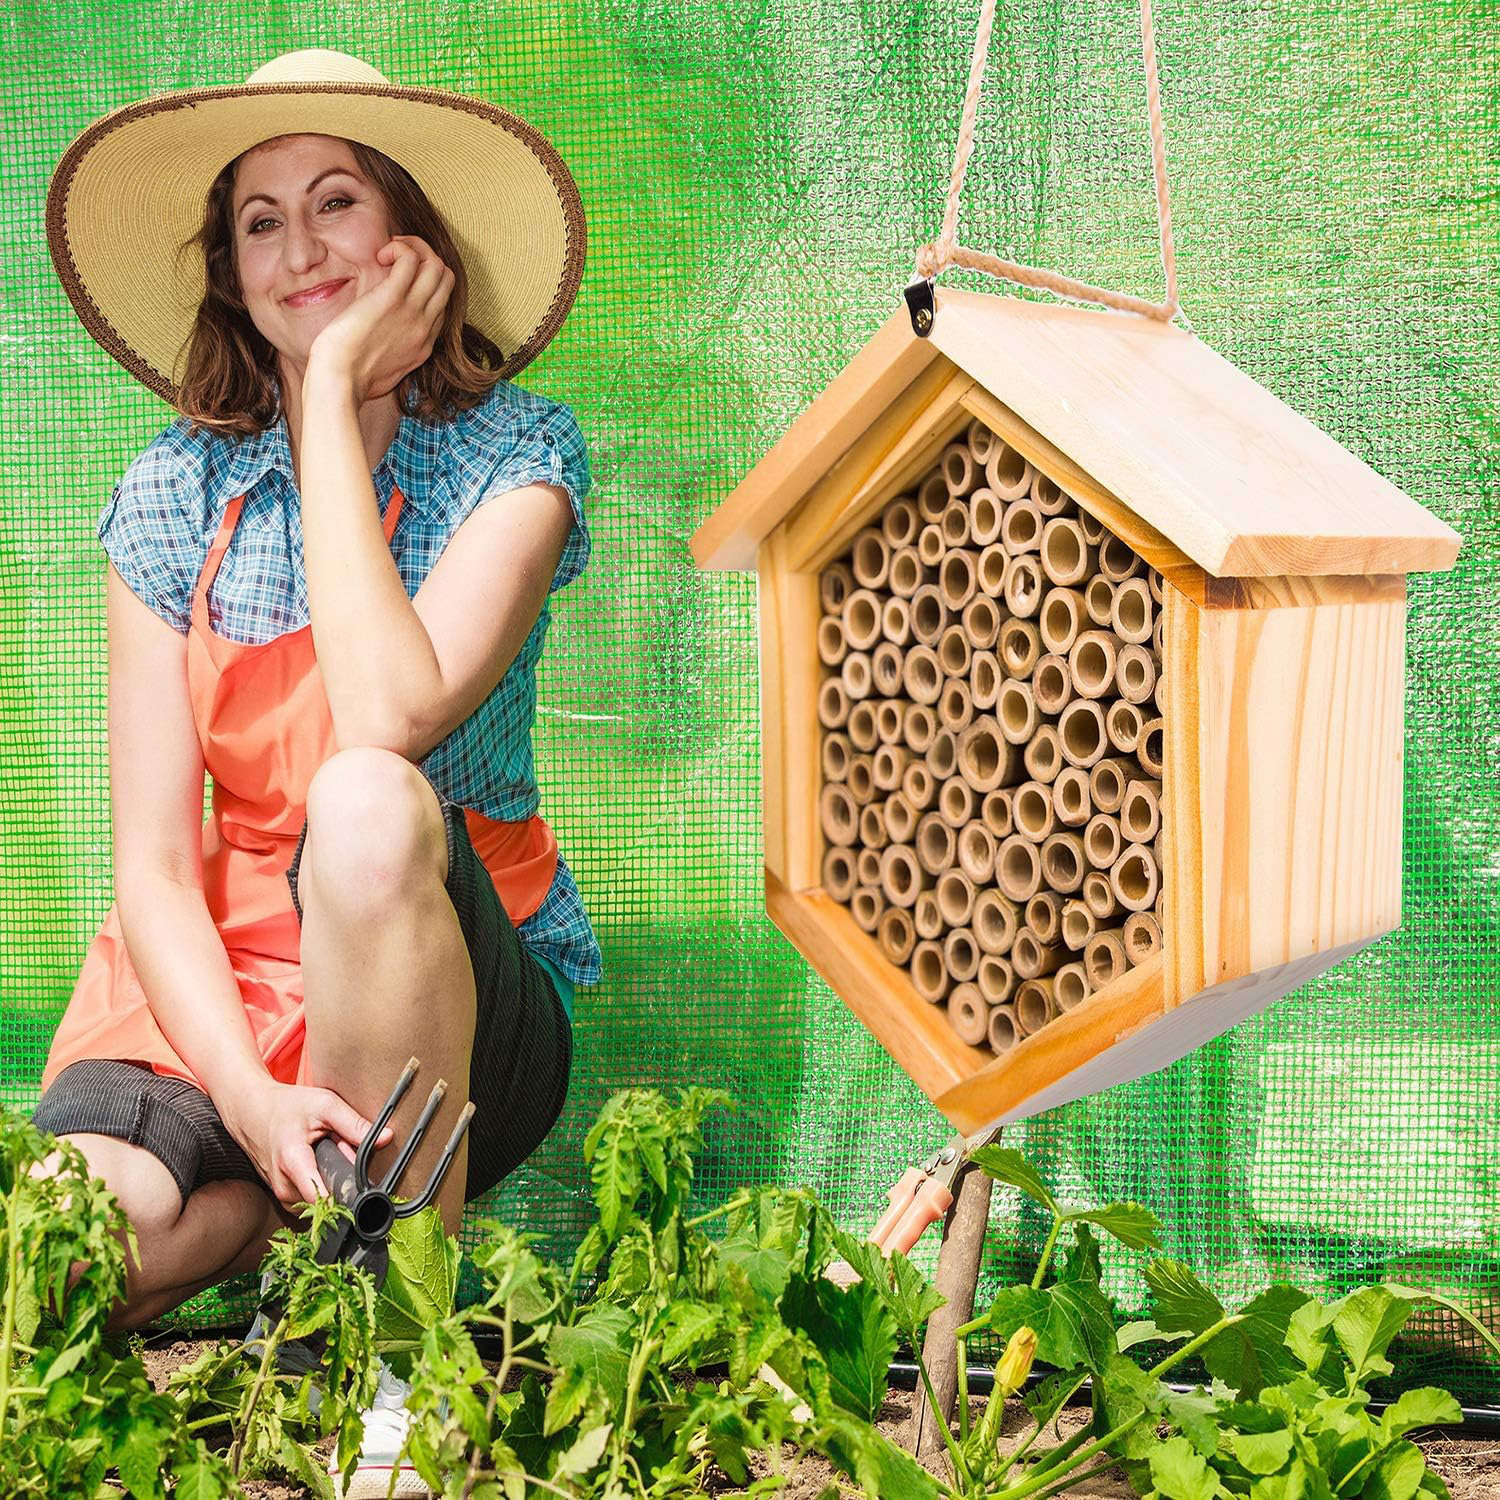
[[45, 48, 586, 402]]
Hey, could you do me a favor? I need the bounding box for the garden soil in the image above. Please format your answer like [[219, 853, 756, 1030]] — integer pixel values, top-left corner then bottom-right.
[[135, 1340, 1500, 1499]]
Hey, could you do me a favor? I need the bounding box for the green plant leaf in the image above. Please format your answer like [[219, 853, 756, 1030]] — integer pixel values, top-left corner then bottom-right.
[[1363, 1439, 1427, 1500], [830, 1231, 945, 1342], [547, 1303, 635, 1405], [1145, 1258, 1226, 1336], [967, 1145, 1057, 1213], [372, 1204, 460, 1380], [1204, 1286, 1311, 1400], [1119, 1319, 1189, 1352], [987, 1280, 1116, 1372], [1071, 1202, 1164, 1251], [1148, 1435, 1224, 1500], [556, 1420, 613, 1479], [1329, 1286, 1420, 1385], [1163, 1386, 1224, 1458], [1229, 1428, 1295, 1475], [781, 1274, 896, 1422], [1059, 1220, 1104, 1285], [720, 1217, 795, 1305], [657, 1300, 724, 1367], [1380, 1386, 1462, 1441]]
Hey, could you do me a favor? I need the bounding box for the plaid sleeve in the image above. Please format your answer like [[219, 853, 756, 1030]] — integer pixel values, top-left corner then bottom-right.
[[96, 439, 201, 634]]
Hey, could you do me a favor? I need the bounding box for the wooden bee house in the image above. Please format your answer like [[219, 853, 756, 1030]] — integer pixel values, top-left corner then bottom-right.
[[691, 287, 1461, 1136]]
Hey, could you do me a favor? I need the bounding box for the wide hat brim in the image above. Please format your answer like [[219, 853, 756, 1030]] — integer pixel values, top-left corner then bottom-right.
[[46, 54, 586, 403]]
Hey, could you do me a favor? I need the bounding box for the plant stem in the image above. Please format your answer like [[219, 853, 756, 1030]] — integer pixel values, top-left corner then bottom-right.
[[995, 1412, 1146, 1500], [683, 1191, 754, 1230], [229, 1311, 288, 1477], [0, 1174, 19, 1450], [991, 1372, 1089, 1482], [1030, 1212, 1066, 1290], [1009, 1458, 1125, 1500], [914, 1345, 974, 1492], [1148, 1314, 1244, 1380]]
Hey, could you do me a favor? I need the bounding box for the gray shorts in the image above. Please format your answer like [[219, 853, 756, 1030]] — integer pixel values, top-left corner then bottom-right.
[[32, 775, 573, 1212]]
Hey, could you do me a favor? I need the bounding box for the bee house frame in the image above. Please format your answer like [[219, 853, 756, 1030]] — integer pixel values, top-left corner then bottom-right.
[[692, 288, 1461, 1136]]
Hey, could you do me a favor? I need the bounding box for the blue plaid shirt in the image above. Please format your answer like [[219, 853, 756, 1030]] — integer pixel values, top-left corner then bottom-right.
[[97, 378, 601, 1002]]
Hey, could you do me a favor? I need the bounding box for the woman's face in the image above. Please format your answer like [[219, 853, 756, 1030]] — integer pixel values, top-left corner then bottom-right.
[[231, 133, 395, 374]]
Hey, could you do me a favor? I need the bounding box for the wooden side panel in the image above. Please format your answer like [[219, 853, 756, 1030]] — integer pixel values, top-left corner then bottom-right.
[[758, 531, 822, 892], [1166, 582, 1406, 1003], [766, 874, 985, 1100]]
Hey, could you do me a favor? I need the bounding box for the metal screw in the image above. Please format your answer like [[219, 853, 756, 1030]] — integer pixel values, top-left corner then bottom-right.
[[914, 306, 933, 333]]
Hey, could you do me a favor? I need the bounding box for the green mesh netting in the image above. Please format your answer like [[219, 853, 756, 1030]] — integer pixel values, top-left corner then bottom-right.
[[3, 0, 1495, 1407]]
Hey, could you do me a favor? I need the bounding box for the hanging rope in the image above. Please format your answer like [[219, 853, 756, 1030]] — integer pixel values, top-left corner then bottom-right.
[[914, 0, 1180, 323]]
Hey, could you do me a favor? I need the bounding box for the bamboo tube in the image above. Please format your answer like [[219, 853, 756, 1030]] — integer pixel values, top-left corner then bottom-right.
[[916, 812, 957, 875], [1085, 931, 1127, 988], [886, 790, 919, 843], [1051, 766, 1092, 828], [1084, 575, 1116, 629], [1120, 778, 1163, 843], [1013, 928, 1066, 980], [1098, 531, 1143, 583], [936, 681, 972, 732], [910, 940, 950, 1003], [871, 642, 904, 697], [917, 469, 949, 524], [882, 496, 920, 549], [822, 846, 857, 902], [1123, 911, 1163, 965], [947, 983, 989, 1046], [881, 595, 913, 648], [910, 584, 950, 646], [1083, 812, 1123, 871], [875, 697, 908, 745], [965, 416, 996, 464], [962, 594, 1002, 651], [939, 774, 977, 829], [840, 650, 873, 702], [842, 588, 882, 651], [938, 623, 973, 679], [900, 763, 936, 815], [958, 822, 997, 884], [850, 526, 890, 590], [1032, 471, 1069, 517], [817, 614, 848, 667], [973, 888, 1021, 954], [897, 707, 933, 758], [970, 649, 1001, 711], [820, 561, 855, 615], [847, 699, 879, 751], [1032, 654, 1072, 716], [877, 904, 917, 966], [1111, 577, 1155, 645], [1000, 496, 1043, 554], [1039, 586, 1088, 656], [942, 441, 976, 496], [943, 928, 980, 983], [1003, 553, 1044, 619], [858, 846, 883, 888], [1147, 566, 1164, 604], [998, 618, 1042, 678], [821, 732, 851, 783], [1110, 842, 1160, 912], [926, 725, 958, 780], [1076, 508, 1106, 544], [935, 867, 976, 927], [851, 884, 886, 933], [871, 743, 912, 792], [941, 499, 972, 549], [996, 678, 1039, 745], [988, 1003, 1020, 1053], [1040, 831, 1087, 894], [1054, 963, 1090, 1013], [846, 753, 875, 805], [1025, 890, 1066, 945], [978, 953, 1016, 1007], [819, 782, 859, 847], [1014, 978, 1057, 1035], [1039, 516, 1096, 587], [969, 487, 1003, 547], [957, 715, 1017, 793], [985, 440, 1034, 502], [1138, 718, 1165, 778], [889, 545, 926, 599], [1023, 725, 1063, 786], [917, 523, 945, 568], [976, 542, 1009, 598], [902, 644, 944, 706], [1012, 780, 1055, 842], [981, 789, 1014, 839], [1058, 698, 1108, 768], [1105, 698, 1143, 755], [940, 556, 978, 618], [879, 842, 931, 908], [1082, 870, 1119, 920], [913, 888, 943, 940], [1060, 898, 1096, 951], [1088, 757, 1136, 814], [1153, 615, 1164, 655], [1115, 643, 1158, 705], [996, 834, 1044, 902], [1068, 630, 1118, 700]]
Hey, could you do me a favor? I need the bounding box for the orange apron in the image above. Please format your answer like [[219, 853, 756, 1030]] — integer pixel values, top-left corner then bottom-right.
[[41, 482, 559, 1095]]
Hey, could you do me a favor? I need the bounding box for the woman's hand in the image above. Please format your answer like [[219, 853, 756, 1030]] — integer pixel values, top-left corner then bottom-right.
[[222, 1077, 395, 1214], [305, 235, 454, 403]]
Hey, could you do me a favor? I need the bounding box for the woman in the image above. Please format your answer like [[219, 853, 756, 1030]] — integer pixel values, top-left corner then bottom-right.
[[30, 48, 597, 1485]]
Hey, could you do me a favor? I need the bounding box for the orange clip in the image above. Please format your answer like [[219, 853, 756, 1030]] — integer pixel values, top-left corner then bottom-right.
[[870, 1165, 955, 1256]]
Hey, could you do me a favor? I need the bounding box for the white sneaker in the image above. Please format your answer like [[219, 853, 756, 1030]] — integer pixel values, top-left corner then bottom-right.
[[328, 1359, 440, 1499]]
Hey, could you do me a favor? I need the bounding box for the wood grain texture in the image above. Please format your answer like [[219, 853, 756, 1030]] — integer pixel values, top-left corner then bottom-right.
[[1163, 579, 1406, 1005], [759, 531, 823, 890]]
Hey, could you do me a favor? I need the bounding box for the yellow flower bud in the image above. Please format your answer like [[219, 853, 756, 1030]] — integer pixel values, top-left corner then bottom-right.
[[995, 1325, 1038, 1396]]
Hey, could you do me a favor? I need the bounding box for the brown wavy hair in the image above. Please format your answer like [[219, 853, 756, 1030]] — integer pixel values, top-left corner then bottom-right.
[[174, 137, 506, 437]]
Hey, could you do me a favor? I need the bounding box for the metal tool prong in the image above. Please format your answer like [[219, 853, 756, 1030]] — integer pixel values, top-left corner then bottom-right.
[[395, 1100, 476, 1218], [355, 1055, 419, 1189], [378, 1078, 447, 1195]]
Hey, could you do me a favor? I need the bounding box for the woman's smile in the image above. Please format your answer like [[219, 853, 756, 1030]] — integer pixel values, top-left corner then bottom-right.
[[284, 277, 351, 308]]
